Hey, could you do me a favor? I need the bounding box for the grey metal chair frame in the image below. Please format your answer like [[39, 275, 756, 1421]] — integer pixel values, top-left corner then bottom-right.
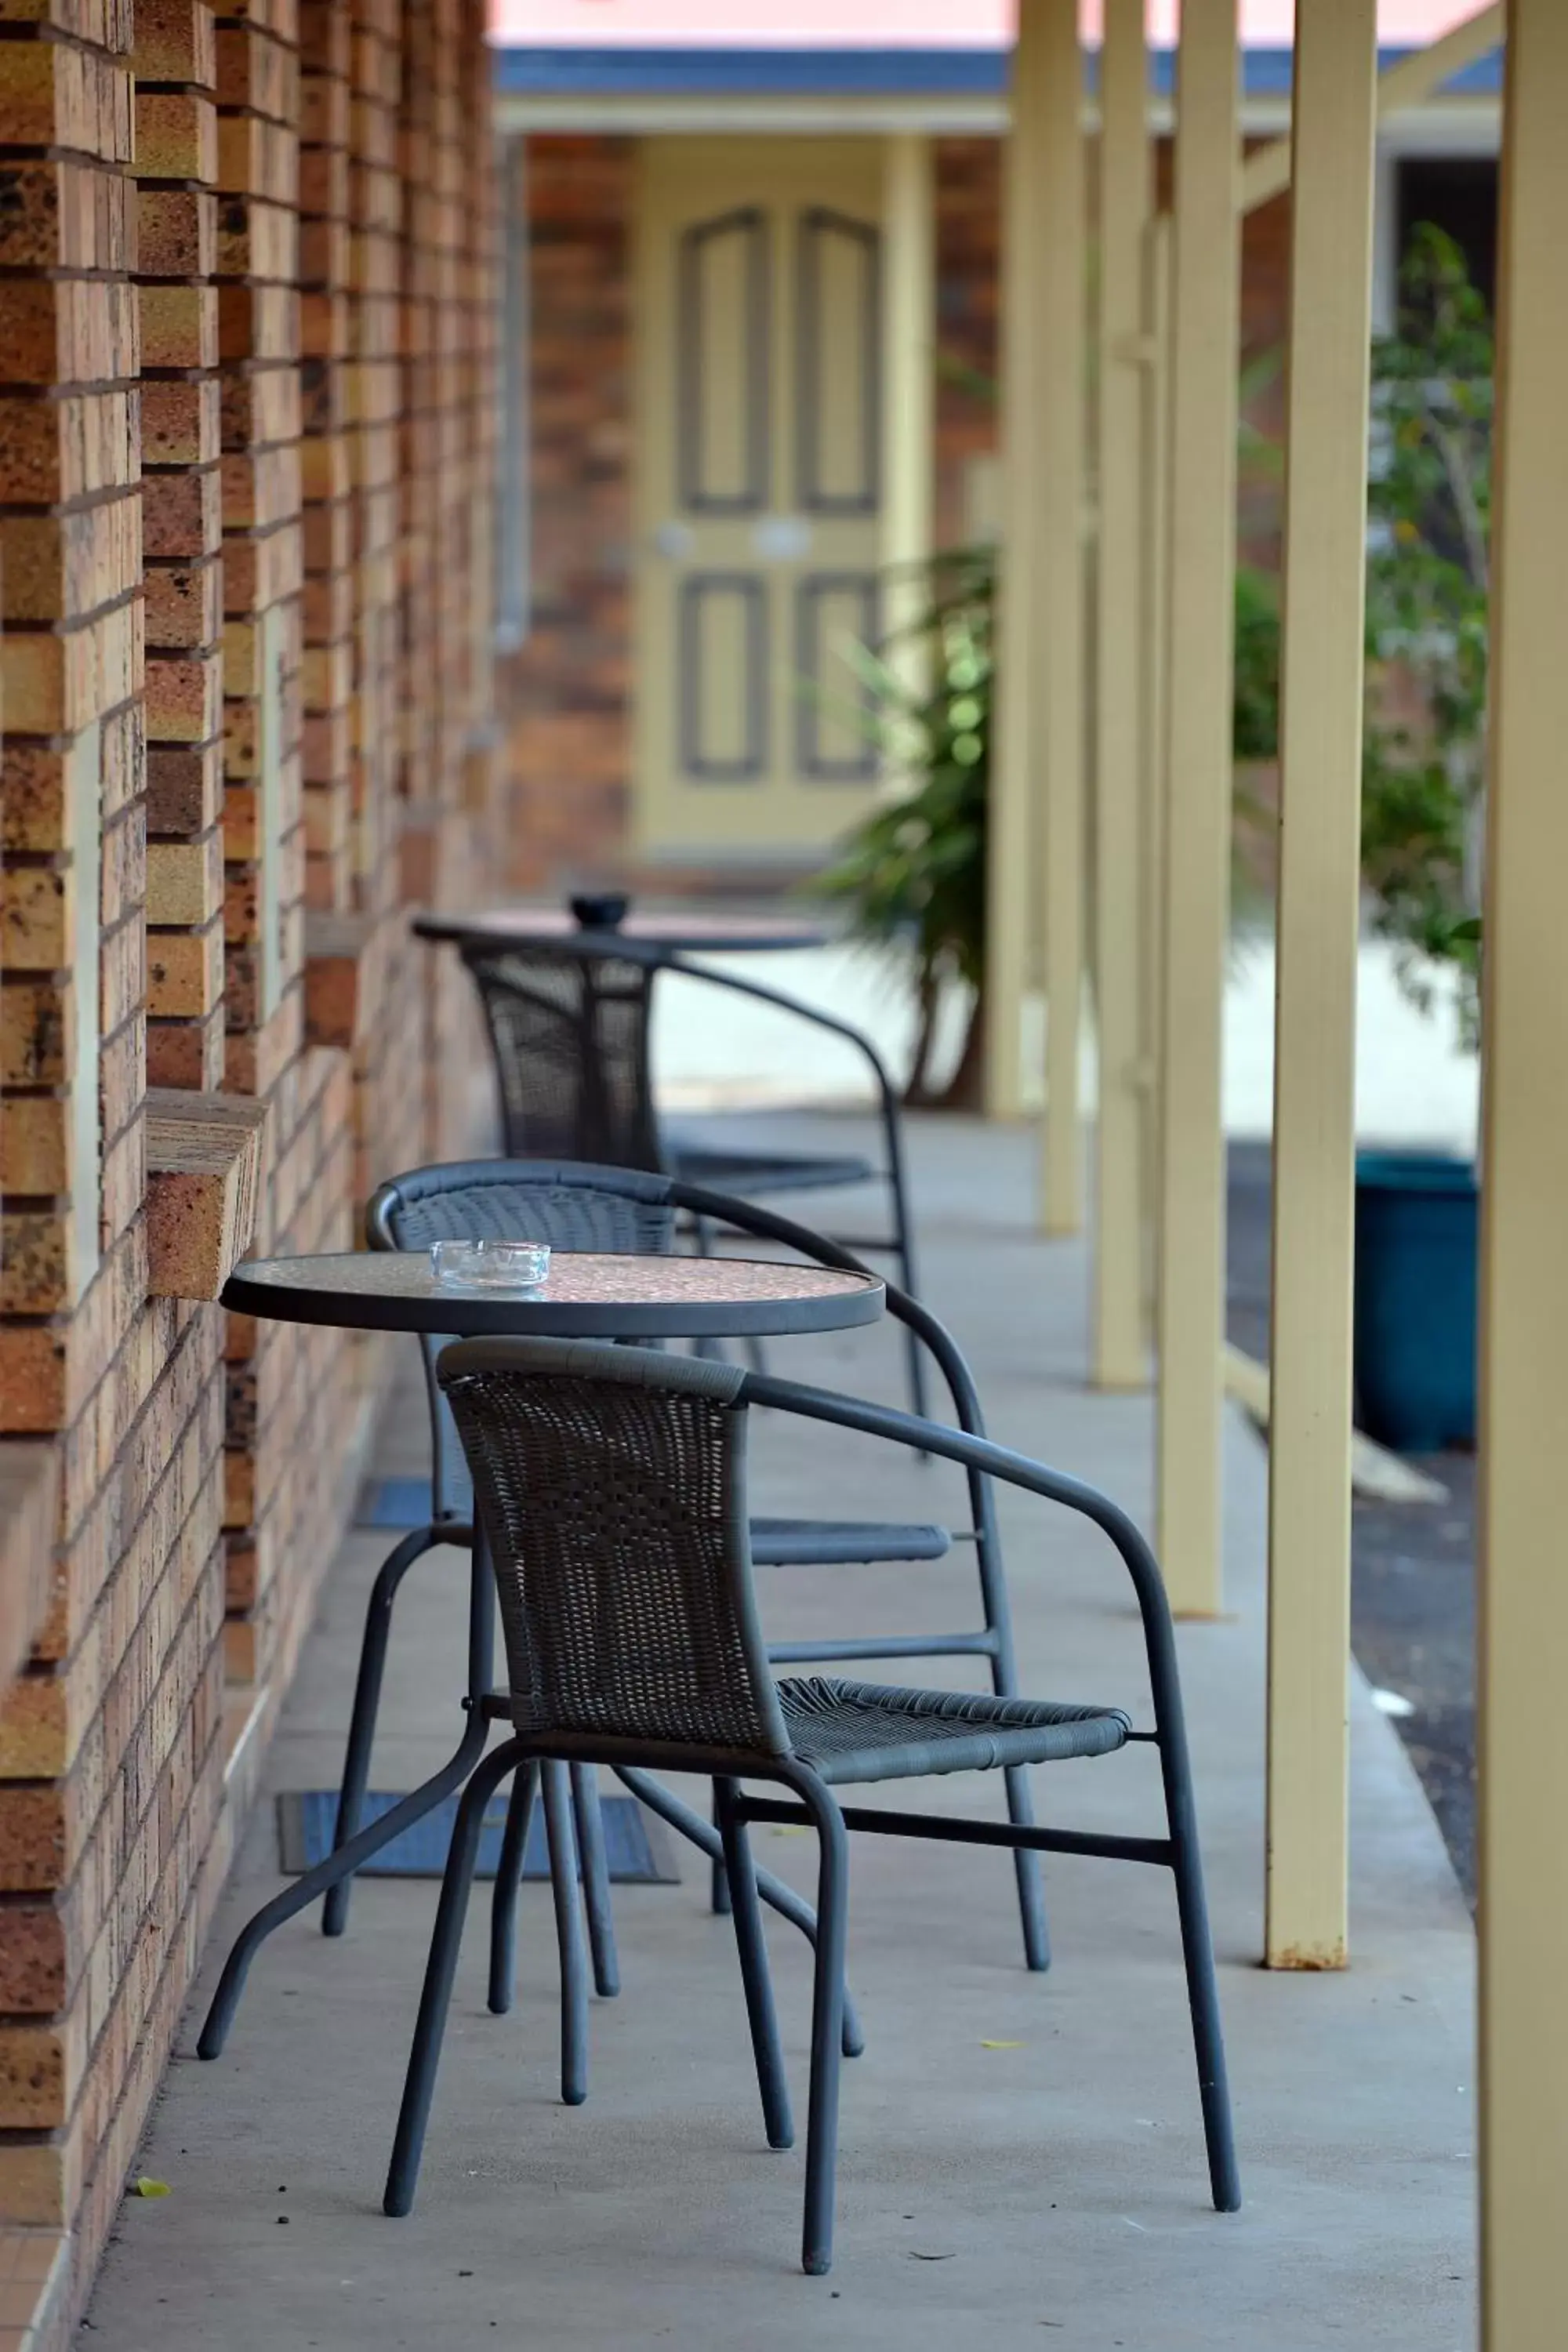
[[322, 1158, 1047, 1984], [455, 930, 929, 1417], [382, 1338, 1240, 2278]]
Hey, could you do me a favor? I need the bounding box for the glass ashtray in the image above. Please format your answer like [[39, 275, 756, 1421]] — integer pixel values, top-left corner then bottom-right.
[[429, 1238, 551, 1292]]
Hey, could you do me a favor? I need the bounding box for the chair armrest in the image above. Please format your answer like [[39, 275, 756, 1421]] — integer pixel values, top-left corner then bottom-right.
[[737, 1368, 1170, 1638]]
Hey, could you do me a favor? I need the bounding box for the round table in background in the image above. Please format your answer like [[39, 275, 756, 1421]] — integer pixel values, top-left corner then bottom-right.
[[412, 904, 828, 957], [198, 1247, 884, 2058]]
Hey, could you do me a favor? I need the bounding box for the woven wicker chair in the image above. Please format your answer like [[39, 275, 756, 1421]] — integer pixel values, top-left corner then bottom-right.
[[452, 931, 928, 1416], [321, 1159, 1047, 1994], [380, 1338, 1240, 2277]]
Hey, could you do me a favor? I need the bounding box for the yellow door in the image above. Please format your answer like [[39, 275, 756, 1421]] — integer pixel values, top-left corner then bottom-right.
[[634, 139, 888, 866]]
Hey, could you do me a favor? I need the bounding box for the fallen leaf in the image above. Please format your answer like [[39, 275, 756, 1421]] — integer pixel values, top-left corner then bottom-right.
[[909, 2250, 956, 2262], [981, 2038, 1024, 2049], [132, 2179, 170, 2200]]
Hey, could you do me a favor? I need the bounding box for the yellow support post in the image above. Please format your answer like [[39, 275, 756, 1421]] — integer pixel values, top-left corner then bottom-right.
[[1091, 0, 1152, 1386], [1262, 0, 1379, 1974], [985, 0, 1086, 1242], [1153, 0, 1240, 1614], [1479, 3, 1568, 2339], [984, 13, 1045, 1122], [1137, 211, 1171, 1336], [880, 134, 934, 724], [1034, 0, 1087, 1234], [1240, 4, 1504, 216]]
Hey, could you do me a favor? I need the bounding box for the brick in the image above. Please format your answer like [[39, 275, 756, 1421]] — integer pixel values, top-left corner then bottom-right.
[[143, 644, 222, 739], [144, 1090, 266, 1299], [133, 0, 218, 81], [140, 377, 220, 468], [147, 739, 222, 835], [145, 831, 221, 924], [146, 917, 223, 1017], [134, 89, 217, 183], [0, 1097, 69, 1194], [137, 281, 219, 371]]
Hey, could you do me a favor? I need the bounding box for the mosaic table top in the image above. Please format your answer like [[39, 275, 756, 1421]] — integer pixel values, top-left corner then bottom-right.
[[224, 1249, 884, 1340]]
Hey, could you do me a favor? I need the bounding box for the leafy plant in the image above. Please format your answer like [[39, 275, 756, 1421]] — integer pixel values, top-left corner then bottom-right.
[[813, 546, 993, 1105], [1232, 563, 1281, 762], [811, 342, 1292, 1102], [1361, 224, 1491, 1036]]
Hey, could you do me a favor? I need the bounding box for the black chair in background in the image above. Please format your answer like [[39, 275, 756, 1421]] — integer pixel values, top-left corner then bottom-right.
[[453, 931, 928, 1417]]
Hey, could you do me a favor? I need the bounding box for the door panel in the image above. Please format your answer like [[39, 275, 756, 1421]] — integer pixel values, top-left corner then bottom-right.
[[636, 140, 887, 864], [678, 572, 768, 782], [677, 206, 769, 514], [796, 206, 880, 516], [795, 572, 879, 782]]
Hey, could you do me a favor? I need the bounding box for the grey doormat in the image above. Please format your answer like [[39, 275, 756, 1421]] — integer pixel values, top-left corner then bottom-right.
[[277, 1788, 681, 1882]]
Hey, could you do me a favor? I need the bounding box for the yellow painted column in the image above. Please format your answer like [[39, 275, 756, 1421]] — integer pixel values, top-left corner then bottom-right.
[[1240, 3, 1504, 212], [880, 134, 935, 721], [984, 15, 1044, 1121], [985, 0, 1086, 1245], [1153, 0, 1240, 1613], [1091, 0, 1152, 1385], [1479, 4, 1568, 2339], [1262, 0, 1379, 1973], [1137, 212, 1172, 1335], [1033, 0, 1087, 1234]]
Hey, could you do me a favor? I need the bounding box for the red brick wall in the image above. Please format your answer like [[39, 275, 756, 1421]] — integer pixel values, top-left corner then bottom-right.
[[507, 134, 633, 895], [0, 2, 235, 2307], [934, 138, 1000, 550], [0, 1, 503, 2337]]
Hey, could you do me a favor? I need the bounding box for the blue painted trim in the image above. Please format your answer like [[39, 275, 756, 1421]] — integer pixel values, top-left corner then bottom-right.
[[492, 42, 1501, 103]]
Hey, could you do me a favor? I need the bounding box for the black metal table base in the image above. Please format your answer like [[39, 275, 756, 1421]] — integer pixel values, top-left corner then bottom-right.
[[197, 1541, 862, 2063]]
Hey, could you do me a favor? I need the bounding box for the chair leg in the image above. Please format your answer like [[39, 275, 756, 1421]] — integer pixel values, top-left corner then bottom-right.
[[1001, 1762, 1052, 1974], [714, 1779, 793, 2151], [883, 1112, 929, 1424], [323, 1524, 452, 1938], [1167, 1783, 1242, 2213], [488, 1759, 539, 2016], [710, 1782, 732, 1915], [384, 1737, 522, 2216], [540, 1759, 590, 2107], [569, 1762, 622, 1998], [616, 1765, 863, 2059], [790, 1776, 851, 2278]]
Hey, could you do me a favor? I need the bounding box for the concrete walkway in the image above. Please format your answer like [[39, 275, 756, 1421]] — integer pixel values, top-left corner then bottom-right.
[[88, 1118, 1475, 2351]]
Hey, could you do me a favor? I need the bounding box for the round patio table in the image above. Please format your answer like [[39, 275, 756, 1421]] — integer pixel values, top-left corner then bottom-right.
[[412, 904, 827, 956], [198, 1248, 884, 2060], [223, 1247, 883, 1341]]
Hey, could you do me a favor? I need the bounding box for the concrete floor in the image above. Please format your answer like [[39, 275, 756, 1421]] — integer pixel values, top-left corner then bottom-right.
[[88, 1117, 1475, 2350]]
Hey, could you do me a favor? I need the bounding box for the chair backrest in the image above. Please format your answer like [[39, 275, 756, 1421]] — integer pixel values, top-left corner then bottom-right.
[[366, 1160, 680, 1518], [460, 940, 665, 1171], [368, 1158, 677, 1256], [438, 1338, 793, 1759]]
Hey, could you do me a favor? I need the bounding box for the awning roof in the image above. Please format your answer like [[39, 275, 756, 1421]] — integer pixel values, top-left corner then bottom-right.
[[491, 42, 1501, 98]]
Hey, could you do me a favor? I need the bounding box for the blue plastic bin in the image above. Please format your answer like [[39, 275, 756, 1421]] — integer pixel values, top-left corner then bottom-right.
[[1352, 1150, 1478, 1454]]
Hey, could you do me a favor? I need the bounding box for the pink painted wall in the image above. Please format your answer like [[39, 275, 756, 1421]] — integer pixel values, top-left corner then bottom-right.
[[492, 1, 1486, 49]]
